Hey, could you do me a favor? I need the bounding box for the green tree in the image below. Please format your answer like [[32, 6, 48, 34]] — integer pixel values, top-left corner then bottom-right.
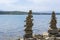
[[24, 10, 33, 38]]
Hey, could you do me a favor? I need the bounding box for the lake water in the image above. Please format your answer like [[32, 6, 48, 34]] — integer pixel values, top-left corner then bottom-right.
[[0, 15, 60, 40]]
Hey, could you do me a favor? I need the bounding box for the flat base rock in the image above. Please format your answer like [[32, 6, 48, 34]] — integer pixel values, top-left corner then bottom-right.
[[48, 29, 58, 35], [24, 38, 37, 40]]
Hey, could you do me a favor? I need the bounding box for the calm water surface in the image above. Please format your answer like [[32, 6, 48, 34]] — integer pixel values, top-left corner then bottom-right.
[[0, 15, 60, 40]]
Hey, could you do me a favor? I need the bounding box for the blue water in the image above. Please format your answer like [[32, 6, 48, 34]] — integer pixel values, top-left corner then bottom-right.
[[0, 15, 60, 40]]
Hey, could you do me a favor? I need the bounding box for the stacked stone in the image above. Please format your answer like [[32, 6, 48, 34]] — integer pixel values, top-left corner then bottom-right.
[[48, 11, 58, 37], [24, 10, 33, 39]]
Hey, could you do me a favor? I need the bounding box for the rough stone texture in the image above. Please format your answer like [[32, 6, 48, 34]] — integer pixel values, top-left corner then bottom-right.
[[24, 10, 33, 39], [48, 11, 58, 37]]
